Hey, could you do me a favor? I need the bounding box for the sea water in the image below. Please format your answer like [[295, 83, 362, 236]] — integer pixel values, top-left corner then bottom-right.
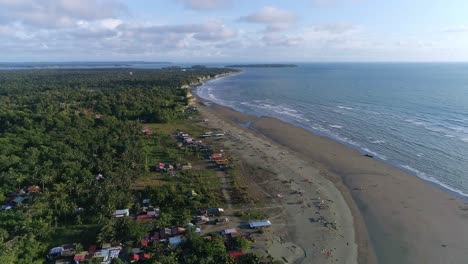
[[197, 63, 468, 198]]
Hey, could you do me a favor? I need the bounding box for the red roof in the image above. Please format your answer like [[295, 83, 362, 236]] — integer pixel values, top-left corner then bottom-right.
[[143, 253, 151, 259], [137, 214, 155, 220], [27, 186, 41, 193], [74, 254, 86, 261], [133, 253, 140, 260], [211, 153, 223, 159], [141, 239, 148, 247], [228, 251, 244, 258]]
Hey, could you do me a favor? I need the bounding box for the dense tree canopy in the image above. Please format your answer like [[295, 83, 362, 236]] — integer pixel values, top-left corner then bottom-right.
[[0, 68, 237, 262]]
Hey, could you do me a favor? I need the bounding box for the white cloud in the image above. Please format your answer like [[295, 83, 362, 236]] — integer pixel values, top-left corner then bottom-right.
[[177, 0, 232, 11], [442, 26, 468, 33], [261, 33, 303, 47], [311, 23, 358, 34], [239, 6, 297, 35], [239, 6, 296, 25], [0, 0, 126, 28]]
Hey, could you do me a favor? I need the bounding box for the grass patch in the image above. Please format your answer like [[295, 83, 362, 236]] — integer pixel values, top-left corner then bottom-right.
[[234, 209, 266, 221]]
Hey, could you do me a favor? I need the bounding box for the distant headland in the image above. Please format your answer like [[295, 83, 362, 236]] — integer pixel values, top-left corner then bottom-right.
[[225, 64, 298, 68]]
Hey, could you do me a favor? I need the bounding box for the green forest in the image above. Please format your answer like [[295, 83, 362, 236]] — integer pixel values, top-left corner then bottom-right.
[[0, 68, 279, 263]]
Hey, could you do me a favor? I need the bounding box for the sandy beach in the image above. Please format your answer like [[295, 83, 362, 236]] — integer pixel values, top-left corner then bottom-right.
[[195, 96, 468, 264]]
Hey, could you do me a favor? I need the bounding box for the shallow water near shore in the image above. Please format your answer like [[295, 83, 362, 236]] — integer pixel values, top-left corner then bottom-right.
[[196, 63, 468, 198]]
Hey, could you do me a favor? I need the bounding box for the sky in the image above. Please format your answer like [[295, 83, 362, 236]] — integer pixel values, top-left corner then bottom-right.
[[1, 0, 468, 62]]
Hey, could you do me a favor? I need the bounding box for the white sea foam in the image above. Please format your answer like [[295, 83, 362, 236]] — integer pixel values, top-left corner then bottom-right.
[[337, 106, 354, 110], [405, 119, 448, 134], [444, 134, 455, 138], [371, 140, 386, 144], [400, 165, 468, 198], [329, 124, 343, 129], [461, 138, 468, 143], [449, 126, 468, 134], [241, 101, 310, 122]]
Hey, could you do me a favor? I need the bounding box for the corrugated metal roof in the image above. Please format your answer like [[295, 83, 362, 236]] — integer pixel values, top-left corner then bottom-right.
[[249, 220, 272, 228]]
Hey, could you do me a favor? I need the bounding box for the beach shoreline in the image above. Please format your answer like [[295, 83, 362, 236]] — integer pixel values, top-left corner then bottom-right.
[[195, 95, 374, 263], [193, 84, 468, 264]]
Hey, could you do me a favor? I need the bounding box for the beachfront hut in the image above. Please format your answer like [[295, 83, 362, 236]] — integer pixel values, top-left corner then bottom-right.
[[248, 220, 272, 229]]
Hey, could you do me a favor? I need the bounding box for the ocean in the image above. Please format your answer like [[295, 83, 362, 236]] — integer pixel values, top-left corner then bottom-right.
[[196, 63, 468, 198]]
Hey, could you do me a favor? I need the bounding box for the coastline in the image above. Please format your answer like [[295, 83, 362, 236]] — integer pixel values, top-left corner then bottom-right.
[[192, 78, 468, 263], [196, 97, 374, 264]]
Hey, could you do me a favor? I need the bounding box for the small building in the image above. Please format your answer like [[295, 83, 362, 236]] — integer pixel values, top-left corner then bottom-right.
[[47, 244, 75, 260], [142, 126, 152, 135], [221, 228, 238, 236], [141, 239, 149, 247], [211, 153, 223, 160], [172, 227, 186, 236], [207, 208, 224, 216], [113, 209, 130, 218], [228, 251, 244, 258], [27, 185, 41, 193], [159, 228, 172, 238], [179, 163, 192, 170], [73, 252, 87, 262], [215, 217, 229, 225], [169, 235, 185, 248], [248, 220, 272, 229], [165, 164, 175, 172], [156, 163, 165, 172], [196, 215, 210, 224]]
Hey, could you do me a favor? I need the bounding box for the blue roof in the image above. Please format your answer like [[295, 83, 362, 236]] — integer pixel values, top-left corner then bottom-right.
[[13, 196, 27, 203]]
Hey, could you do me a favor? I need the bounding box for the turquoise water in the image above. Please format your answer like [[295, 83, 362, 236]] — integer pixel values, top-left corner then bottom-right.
[[197, 63, 468, 197]]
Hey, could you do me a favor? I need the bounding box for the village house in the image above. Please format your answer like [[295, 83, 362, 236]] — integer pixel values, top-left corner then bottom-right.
[[169, 235, 185, 248], [142, 126, 152, 136], [206, 207, 224, 216], [195, 215, 210, 224], [113, 209, 130, 218], [1, 185, 40, 211], [221, 228, 238, 236], [248, 220, 272, 229]]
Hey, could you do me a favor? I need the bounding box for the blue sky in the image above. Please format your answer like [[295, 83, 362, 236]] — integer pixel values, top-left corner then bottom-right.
[[1, 0, 468, 62]]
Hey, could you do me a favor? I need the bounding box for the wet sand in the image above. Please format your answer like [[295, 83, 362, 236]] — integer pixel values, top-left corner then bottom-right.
[[196, 98, 468, 264]]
